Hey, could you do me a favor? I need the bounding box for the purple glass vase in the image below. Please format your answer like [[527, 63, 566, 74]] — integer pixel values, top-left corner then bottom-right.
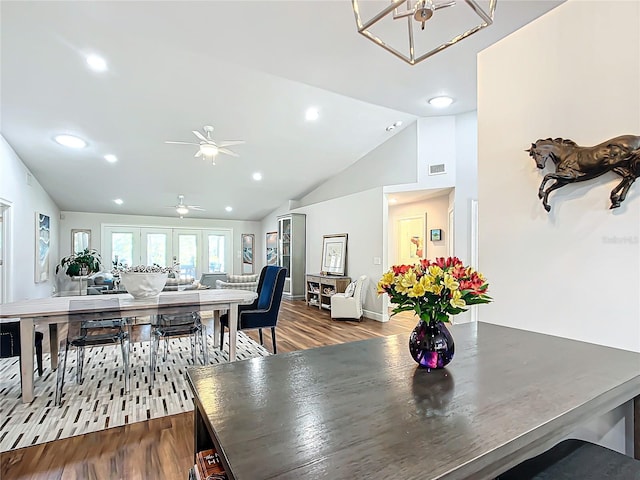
[[409, 320, 455, 369]]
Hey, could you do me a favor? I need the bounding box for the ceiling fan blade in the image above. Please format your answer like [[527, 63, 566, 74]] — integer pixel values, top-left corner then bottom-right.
[[218, 148, 239, 157], [165, 141, 200, 145], [195, 150, 203, 157], [217, 140, 245, 147], [188, 206, 205, 211], [193, 130, 208, 142], [434, 1, 455, 10]]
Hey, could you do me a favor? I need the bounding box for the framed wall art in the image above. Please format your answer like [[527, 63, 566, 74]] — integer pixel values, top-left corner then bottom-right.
[[397, 215, 425, 265], [35, 212, 50, 282], [430, 229, 443, 242], [241, 233, 255, 274], [266, 231, 278, 266], [321, 233, 348, 276]]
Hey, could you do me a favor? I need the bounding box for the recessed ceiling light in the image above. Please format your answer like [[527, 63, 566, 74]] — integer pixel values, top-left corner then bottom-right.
[[225, 206, 233, 212], [428, 96, 454, 108], [86, 54, 108, 72], [252, 172, 262, 181], [385, 121, 404, 132], [104, 154, 118, 163], [114, 198, 123, 205], [54, 134, 87, 149], [305, 107, 319, 121]]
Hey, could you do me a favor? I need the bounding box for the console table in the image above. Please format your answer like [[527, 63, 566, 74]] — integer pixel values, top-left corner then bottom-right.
[[305, 273, 351, 311], [186, 322, 640, 479]]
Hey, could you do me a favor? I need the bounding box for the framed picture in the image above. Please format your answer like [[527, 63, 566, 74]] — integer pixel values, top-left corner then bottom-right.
[[241, 234, 255, 274], [266, 231, 278, 266], [431, 229, 443, 242], [35, 212, 50, 283], [397, 215, 426, 265], [321, 234, 348, 276]]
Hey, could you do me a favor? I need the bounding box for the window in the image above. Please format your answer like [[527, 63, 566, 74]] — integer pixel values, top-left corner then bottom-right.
[[102, 226, 232, 278]]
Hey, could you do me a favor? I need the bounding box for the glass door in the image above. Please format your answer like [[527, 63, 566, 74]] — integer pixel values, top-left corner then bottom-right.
[[204, 230, 231, 273], [173, 230, 199, 280], [104, 226, 141, 269], [141, 228, 173, 268]]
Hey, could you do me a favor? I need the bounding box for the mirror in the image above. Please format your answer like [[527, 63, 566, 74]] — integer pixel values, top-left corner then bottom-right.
[[71, 229, 91, 253]]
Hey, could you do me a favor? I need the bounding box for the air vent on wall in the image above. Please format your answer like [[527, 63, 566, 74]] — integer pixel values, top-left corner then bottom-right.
[[428, 163, 446, 175]]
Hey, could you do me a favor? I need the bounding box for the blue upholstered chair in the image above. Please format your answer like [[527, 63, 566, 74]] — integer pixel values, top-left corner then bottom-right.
[[219, 266, 287, 354]]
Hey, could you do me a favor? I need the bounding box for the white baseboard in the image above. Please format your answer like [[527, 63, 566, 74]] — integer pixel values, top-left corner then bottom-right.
[[363, 309, 387, 322]]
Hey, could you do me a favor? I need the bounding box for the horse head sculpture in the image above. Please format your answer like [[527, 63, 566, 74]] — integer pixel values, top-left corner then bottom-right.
[[527, 135, 640, 212]]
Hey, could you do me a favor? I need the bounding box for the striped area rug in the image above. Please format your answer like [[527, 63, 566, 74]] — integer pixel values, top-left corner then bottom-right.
[[0, 332, 270, 452]]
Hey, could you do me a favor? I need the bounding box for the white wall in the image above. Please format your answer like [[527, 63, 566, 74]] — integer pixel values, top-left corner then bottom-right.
[[453, 112, 478, 263], [59, 211, 262, 275], [263, 188, 386, 320], [478, 0, 640, 351], [0, 135, 60, 301], [298, 122, 417, 207], [478, 0, 640, 455]]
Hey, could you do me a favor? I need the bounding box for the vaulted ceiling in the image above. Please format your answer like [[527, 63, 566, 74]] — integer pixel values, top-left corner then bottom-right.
[[0, 1, 562, 221]]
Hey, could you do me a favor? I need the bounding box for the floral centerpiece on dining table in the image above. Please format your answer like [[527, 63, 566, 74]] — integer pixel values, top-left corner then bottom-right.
[[377, 257, 491, 369]]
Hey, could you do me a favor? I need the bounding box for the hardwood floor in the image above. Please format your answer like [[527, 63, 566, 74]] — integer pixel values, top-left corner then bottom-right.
[[0, 300, 416, 480]]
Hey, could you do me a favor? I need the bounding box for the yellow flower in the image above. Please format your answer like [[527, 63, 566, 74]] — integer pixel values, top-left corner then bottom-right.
[[431, 283, 444, 295], [420, 274, 434, 289], [450, 290, 466, 308], [400, 270, 418, 289], [443, 274, 459, 291], [381, 271, 396, 286], [407, 282, 426, 298], [377, 281, 387, 295], [428, 265, 443, 277]]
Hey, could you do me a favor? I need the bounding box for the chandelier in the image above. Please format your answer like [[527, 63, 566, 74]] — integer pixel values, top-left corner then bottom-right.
[[352, 0, 497, 65]]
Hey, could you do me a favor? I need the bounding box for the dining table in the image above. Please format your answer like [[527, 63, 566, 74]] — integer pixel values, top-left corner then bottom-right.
[[0, 288, 257, 403], [187, 322, 640, 480]]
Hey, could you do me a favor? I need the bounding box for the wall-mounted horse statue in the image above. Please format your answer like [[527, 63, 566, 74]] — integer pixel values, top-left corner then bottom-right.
[[527, 135, 640, 212]]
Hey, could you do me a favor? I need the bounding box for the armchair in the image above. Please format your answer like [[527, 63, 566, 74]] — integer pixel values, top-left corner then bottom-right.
[[219, 266, 287, 354], [330, 275, 367, 321]]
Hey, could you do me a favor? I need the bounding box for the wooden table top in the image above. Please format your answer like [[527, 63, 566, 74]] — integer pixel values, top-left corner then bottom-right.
[[0, 289, 257, 319], [187, 322, 640, 480]]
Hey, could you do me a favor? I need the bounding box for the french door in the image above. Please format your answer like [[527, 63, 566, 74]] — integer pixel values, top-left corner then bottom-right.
[[103, 226, 232, 279]]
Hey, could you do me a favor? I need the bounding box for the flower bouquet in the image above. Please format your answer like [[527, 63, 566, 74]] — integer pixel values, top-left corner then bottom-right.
[[377, 257, 491, 368]]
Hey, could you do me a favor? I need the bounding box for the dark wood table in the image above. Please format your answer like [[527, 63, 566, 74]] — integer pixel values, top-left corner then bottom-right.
[[187, 322, 640, 480]]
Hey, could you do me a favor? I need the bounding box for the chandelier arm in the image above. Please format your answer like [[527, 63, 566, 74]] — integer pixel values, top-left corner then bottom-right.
[[357, 0, 406, 31], [465, 0, 493, 25], [407, 15, 416, 64]]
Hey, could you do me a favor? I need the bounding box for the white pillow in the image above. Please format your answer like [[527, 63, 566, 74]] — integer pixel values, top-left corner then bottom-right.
[[344, 282, 357, 297]]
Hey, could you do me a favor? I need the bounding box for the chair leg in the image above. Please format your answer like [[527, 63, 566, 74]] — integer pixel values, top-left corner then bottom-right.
[[35, 340, 43, 377], [150, 333, 160, 388], [201, 327, 208, 365], [120, 336, 129, 394], [55, 343, 69, 406], [259, 329, 264, 345], [190, 332, 196, 365], [271, 327, 277, 354], [219, 325, 225, 351]]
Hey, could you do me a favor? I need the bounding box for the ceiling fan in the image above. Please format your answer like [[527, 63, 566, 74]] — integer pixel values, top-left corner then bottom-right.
[[165, 125, 245, 165], [165, 195, 204, 217]]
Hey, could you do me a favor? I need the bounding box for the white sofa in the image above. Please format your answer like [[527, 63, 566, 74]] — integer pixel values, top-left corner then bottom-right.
[[331, 275, 367, 321], [216, 273, 259, 292]]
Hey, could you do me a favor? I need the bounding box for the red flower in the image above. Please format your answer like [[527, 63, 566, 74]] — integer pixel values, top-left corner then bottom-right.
[[392, 264, 412, 275]]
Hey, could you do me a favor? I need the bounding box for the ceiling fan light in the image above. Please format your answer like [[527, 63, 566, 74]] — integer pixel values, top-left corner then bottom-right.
[[176, 206, 189, 215], [200, 144, 219, 157]]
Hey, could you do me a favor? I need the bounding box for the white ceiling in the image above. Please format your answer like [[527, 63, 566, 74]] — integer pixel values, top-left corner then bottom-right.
[[0, 1, 562, 221]]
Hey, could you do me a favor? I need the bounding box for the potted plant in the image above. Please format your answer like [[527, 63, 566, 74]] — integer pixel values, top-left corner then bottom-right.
[[56, 248, 102, 277]]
